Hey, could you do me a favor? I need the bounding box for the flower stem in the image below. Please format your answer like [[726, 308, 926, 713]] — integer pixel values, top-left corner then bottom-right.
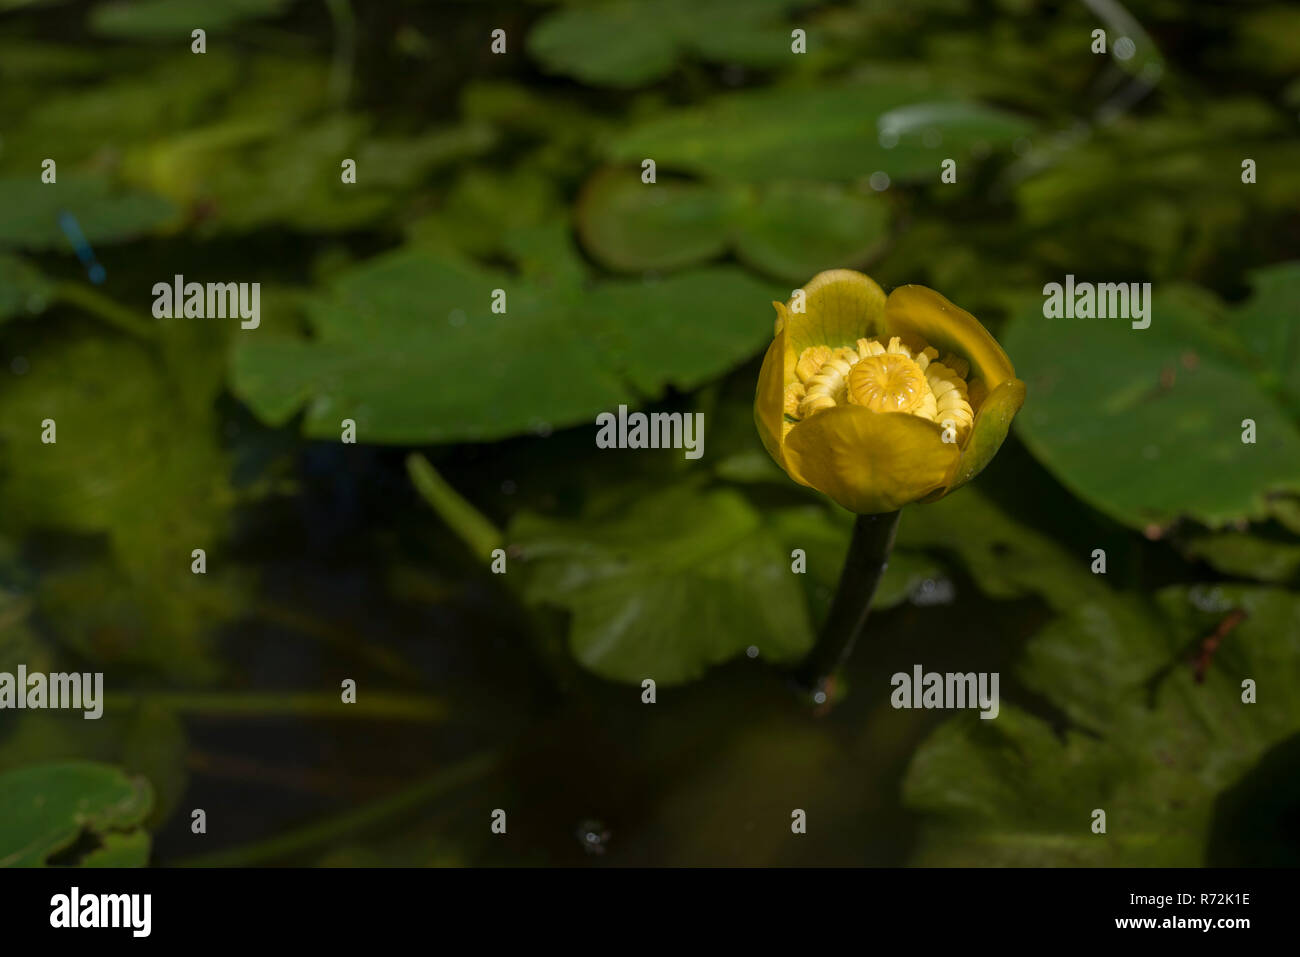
[[793, 509, 901, 697]]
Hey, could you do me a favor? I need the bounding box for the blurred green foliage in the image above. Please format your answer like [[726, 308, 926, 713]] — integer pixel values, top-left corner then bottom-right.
[[0, 0, 1297, 867]]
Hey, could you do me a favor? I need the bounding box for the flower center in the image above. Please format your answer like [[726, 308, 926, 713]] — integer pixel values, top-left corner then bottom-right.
[[846, 354, 927, 413], [784, 335, 976, 444]]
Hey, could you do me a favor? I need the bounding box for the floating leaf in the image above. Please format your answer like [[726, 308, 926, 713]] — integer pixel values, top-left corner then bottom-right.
[[511, 482, 813, 683], [232, 226, 780, 443], [1177, 526, 1300, 583], [1003, 287, 1300, 530], [576, 169, 890, 280], [608, 82, 1034, 184], [0, 762, 153, 867], [1230, 261, 1300, 414], [79, 830, 153, 867], [527, 0, 802, 88], [732, 181, 890, 280], [575, 170, 736, 273], [407, 165, 563, 259], [0, 175, 176, 251], [905, 584, 1300, 865]]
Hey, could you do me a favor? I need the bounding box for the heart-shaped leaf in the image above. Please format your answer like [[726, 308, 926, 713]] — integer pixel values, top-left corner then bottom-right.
[[232, 227, 781, 443]]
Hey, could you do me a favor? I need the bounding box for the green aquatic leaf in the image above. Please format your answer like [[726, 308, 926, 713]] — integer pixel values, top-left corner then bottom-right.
[[896, 487, 1122, 614], [575, 170, 736, 273], [79, 830, 153, 867], [528, 2, 678, 88], [896, 488, 1167, 734], [0, 330, 240, 678], [5, 53, 246, 161], [576, 169, 890, 281], [1002, 286, 1300, 531], [231, 227, 781, 443], [118, 114, 494, 235], [732, 181, 890, 281], [1177, 526, 1300, 584], [511, 482, 814, 684], [527, 0, 802, 88], [0, 175, 176, 251], [1012, 113, 1300, 279], [406, 165, 563, 259], [0, 762, 153, 867], [1229, 261, 1300, 414], [905, 584, 1300, 866], [608, 82, 1034, 184]]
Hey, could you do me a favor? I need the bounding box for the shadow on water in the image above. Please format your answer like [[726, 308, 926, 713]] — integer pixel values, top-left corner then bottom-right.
[[147, 430, 1060, 865]]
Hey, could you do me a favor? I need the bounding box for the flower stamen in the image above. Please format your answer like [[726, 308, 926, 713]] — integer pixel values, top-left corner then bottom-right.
[[788, 336, 975, 443]]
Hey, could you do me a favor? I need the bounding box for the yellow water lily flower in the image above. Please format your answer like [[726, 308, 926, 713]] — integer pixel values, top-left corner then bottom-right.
[[754, 270, 1025, 515]]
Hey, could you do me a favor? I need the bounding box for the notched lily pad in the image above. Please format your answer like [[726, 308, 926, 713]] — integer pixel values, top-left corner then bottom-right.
[[577, 167, 891, 281], [232, 227, 781, 444], [0, 762, 154, 867]]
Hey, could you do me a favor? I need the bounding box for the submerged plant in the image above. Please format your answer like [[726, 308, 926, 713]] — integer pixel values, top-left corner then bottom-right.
[[754, 270, 1025, 694]]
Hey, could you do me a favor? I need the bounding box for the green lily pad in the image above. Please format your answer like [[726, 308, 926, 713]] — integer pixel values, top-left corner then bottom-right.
[[231, 226, 781, 443], [608, 82, 1034, 184], [527, 0, 803, 88], [575, 170, 736, 273], [1230, 262, 1300, 414], [1003, 286, 1300, 531], [6, 53, 245, 158], [0, 175, 176, 251], [576, 169, 891, 280], [733, 181, 890, 280], [905, 584, 1300, 866], [407, 165, 563, 259], [79, 830, 153, 867], [0, 762, 153, 867], [510, 482, 814, 684]]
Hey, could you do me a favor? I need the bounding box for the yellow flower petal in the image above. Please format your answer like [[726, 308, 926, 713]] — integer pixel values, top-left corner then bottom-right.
[[783, 406, 961, 514], [883, 285, 1016, 391], [783, 270, 888, 357], [754, 329, 791, 468], [949, 377, 1026, 491]]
